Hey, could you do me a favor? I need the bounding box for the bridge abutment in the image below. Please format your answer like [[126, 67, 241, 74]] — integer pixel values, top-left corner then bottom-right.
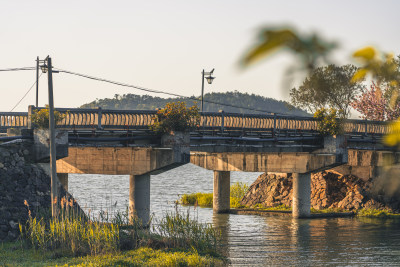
[[129, 173, 151, 226], [213, 171, 230, 213], [292, 173, 311, 218]]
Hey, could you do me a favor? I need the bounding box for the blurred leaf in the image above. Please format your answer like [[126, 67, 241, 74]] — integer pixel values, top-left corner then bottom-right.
[[241, 26, 337, 73], [242, 29, 299, 65], [353, 46, 376, 61], [384, 120, 400, 147], [351, 68, 368, 82]]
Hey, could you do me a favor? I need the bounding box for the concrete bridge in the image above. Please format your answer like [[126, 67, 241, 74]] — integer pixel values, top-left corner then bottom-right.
[[0, 106, 397, 222]]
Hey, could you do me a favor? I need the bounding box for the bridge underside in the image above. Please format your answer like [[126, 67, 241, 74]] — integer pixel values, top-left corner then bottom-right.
[[56, 147, 183, 175], [190, 152, 341, 174]]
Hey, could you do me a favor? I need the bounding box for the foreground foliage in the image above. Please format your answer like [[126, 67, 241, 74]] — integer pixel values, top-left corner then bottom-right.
[[0, 243, 221, 267], [15, 201, 223, 266]]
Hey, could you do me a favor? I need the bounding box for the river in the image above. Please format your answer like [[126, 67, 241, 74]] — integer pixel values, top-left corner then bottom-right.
[[68, 164, 400, 266]]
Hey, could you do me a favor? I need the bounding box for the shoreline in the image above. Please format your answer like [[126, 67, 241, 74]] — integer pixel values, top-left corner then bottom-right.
[[229, 208, 355, 218]]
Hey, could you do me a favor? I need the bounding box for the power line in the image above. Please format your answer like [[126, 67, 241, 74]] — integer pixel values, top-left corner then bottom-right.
[[0, 67, 35, 72], [10, 73, 43, 112], [54, 67, 281, 114]]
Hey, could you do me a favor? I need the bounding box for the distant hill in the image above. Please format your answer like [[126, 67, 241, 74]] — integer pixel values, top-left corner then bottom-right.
[[80, 91, 310, 116]]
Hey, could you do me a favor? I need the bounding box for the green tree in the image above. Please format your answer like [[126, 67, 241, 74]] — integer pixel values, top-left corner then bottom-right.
[[290, 64, 363, 117]]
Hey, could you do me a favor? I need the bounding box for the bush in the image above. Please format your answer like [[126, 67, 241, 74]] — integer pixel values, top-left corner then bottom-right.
[[313, 107, 344, 135], [150, 101, 200, 133], [31, 106, 66, 129]]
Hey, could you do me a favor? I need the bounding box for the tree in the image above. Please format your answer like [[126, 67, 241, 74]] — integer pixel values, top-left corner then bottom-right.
[[289, 64, 363, 117], [351, 82, 400, 121]]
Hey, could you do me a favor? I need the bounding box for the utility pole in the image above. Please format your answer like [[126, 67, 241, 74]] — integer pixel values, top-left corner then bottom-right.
[[47, 56, 58, 217], [201, 69, 205, 112], [36, 56, 39, 107]]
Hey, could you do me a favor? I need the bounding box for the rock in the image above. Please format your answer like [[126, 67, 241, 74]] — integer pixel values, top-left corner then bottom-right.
[[241, 170, 400, 212]]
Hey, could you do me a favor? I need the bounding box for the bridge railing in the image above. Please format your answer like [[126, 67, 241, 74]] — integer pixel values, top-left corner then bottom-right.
[[0, 107, 392, 135], [0, 112, 28, 131], [35, 107, 157, 130], [200, 111, 319, 133]]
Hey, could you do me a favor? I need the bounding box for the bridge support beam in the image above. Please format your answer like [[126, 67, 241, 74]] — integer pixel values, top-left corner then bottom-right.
[[129, 173, 150, 226], [292, 173, 311, 218], [213, 171, 230, 213], [57, 173, 68, 191]]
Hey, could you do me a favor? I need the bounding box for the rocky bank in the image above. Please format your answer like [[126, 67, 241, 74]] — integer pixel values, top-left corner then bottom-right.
[[0, 141, 79, 241], [241, 170, 400, 212]]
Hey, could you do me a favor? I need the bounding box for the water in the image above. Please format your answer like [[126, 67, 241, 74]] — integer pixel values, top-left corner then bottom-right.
[[68, 164, 400, 266]]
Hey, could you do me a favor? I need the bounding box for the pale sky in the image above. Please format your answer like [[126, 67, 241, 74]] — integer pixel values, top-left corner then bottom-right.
[[1, 0, 399, 112]]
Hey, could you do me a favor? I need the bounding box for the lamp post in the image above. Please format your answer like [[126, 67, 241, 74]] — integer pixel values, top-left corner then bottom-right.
[[201, 69, 215, 112]]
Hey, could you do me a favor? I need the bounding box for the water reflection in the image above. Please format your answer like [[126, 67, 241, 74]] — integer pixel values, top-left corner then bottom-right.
[[212, 213, 230, 259]]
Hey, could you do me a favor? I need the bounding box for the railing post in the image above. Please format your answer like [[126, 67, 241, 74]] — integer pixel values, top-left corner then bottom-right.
[[273, 113, 277, 137], [219, 110, 224, 132], [364, 121, 368, 136], [28, 105, 35, 129], [97, 107, 103, 130]]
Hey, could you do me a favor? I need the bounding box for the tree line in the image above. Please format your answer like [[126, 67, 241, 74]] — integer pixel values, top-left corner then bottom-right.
[[80, 91, 309, 116]]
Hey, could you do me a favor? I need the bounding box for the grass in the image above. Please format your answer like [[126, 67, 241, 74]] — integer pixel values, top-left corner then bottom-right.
[[10, 199, 224, 266], [356, 208, 400, 218], [179, 182, 248, 209], [0, 243, 222, 266]]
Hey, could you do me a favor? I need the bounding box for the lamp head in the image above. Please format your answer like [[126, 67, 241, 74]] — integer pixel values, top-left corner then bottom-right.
[[40, 64, 48, 73]]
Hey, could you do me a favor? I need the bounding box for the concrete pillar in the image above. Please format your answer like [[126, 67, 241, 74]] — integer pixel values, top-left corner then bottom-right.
[[57, 173, 68, 191], [292, 173, 311, 218], [213, 171, 230, 213], [129, 173, 150, 225]]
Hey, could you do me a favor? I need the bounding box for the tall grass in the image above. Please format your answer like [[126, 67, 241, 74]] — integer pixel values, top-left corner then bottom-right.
[[153, 210, 220, 254], [19, 198, 119, 256], [179, 182, 249, 208], [19, 198, 222, 259]]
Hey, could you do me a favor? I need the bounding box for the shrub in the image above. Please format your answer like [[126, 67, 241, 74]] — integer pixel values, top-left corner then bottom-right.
[[150, 101, 200, 133], [31, 106, 66, 129], [313, 107, 344, 135]]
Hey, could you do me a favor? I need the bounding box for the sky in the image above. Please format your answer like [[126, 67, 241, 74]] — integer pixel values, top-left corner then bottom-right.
[[1, 0, 400, 112]]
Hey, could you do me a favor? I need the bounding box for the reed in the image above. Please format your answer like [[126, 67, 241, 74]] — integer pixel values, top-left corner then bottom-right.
[[19, 198, 119, 256], [153, 209, 221, 255]]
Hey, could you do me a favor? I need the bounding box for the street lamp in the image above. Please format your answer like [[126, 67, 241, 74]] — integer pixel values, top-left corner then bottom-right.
[[201, 68, 215, 112]]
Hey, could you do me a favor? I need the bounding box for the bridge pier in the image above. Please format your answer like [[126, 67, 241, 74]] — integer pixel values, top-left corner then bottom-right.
[[213, 171, 230, 213], [57, 173, 68, 191], [129, 173, 150, 226], [292, 173, 311, 218]]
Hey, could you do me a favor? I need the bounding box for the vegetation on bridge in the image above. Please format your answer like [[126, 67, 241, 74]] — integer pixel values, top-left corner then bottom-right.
[[150, 101, 200, 133], [30, 106, 66, 129]]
